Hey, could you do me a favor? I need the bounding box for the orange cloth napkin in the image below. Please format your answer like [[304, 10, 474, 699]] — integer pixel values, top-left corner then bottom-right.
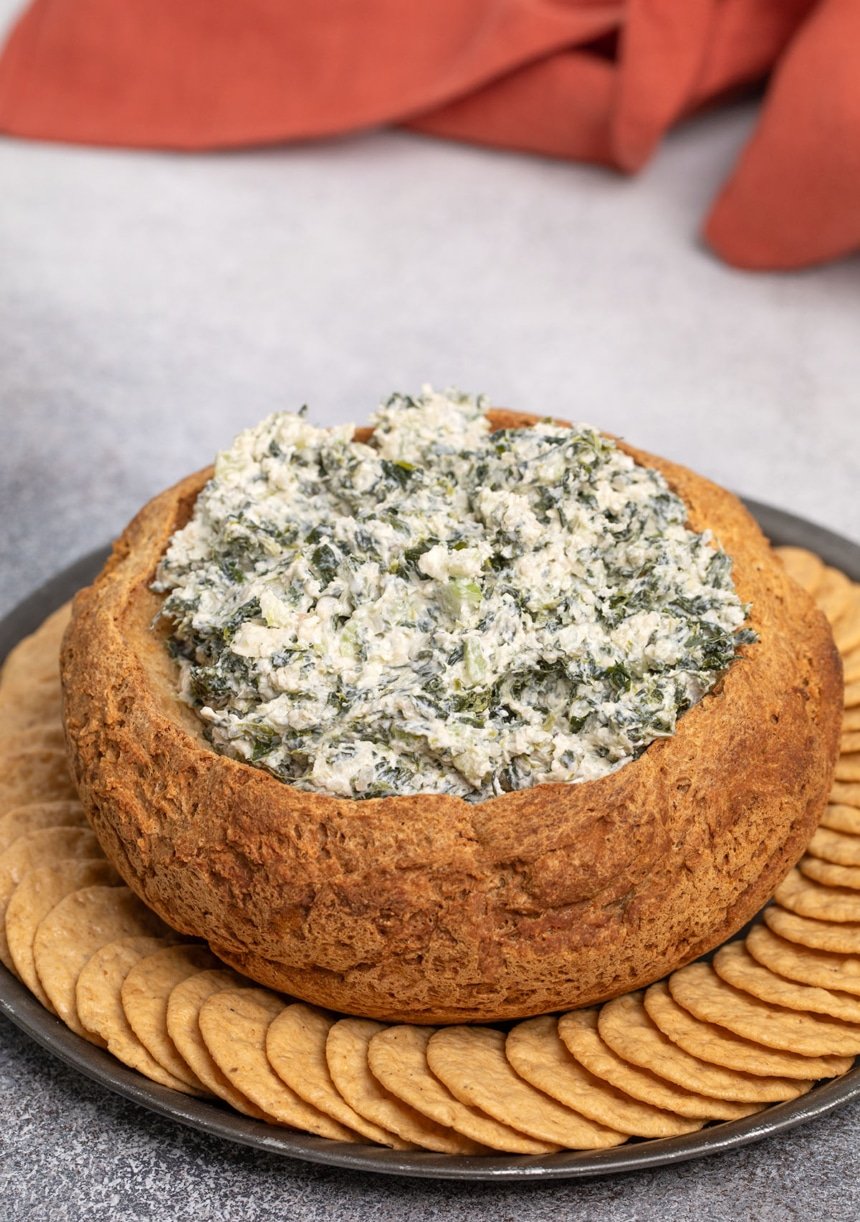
[[0, 0, 856, 270]]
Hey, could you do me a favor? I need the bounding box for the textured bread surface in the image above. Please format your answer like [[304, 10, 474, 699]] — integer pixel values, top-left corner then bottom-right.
[[61, 412, 843, 1022]]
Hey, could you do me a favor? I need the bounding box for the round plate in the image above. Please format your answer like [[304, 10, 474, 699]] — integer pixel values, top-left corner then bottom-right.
[[2, 500, 859, 1181]]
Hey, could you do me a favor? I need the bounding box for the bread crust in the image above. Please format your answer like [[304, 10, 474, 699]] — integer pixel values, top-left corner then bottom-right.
[[61, 412, 843, 1022]]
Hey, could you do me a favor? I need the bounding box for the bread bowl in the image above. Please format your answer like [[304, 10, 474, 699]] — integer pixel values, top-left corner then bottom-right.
[[60, 399, 842, 1022]]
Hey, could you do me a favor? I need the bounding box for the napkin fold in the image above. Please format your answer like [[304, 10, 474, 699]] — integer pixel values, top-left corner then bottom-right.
[[0, 0, 856, 270]]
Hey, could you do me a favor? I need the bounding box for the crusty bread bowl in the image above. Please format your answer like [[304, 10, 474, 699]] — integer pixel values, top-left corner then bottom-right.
[[61, 412, 842, 1022]]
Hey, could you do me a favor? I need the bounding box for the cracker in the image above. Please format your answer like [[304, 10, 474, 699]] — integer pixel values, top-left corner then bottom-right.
[[834, 590, 860, 655], [807, 826, 860, 867], [714, 940, 860, 1024], [843, 647, 860, 686], [775, 869, 860, 923], [842, 708, 860, 733], [764, 904, 860, 954], [0, 602, 70, 688], [841, 732, 860, 755], [120, 944, 218, 1091], [325, 1019, 482, 1154], [801, 857, 860, 890], [165, 970, 270, 1119], [368, 1024, 552, 1153], [0, 748, 77, 816], [266, 1003, 414, 1148], [0, 725, 66, 757], [33, 884, 173, 1040], [6, 857, 119, 1007], [0, 800, 86, 853], [505, 1014, 704, 1137], [0, 682, 63, 739], [596, 992, 809, 1103], [557, 1009, 761, 1120], [774, 546, 824, 594], [831, 781, 860, 808], [821, 804, 860, 835], [199, 987, 359, 1140], [668, 961, 860, 1056], [815, 567, 855, 626], [427, 1026, 625, 1149], [746, 923, 860, 998], [835, 754, 860, 783], [844, 684, 860, 711], [0, 826, 102, 968], [644, 980, 852, 1079], [76, 936, 197, 1091]]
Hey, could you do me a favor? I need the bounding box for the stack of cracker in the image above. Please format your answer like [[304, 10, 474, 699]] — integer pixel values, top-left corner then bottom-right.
[[1, 546, 860, 1154]]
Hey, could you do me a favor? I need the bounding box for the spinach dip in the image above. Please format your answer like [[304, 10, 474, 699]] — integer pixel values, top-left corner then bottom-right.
[[154, 390, 755, 802]]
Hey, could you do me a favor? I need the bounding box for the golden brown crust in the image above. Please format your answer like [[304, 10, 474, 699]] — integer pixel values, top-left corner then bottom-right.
[[61, 412, 843, 1022]]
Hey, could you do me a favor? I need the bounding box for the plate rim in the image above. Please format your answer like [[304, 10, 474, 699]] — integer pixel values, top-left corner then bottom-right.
[[1, 498, 859, 1182]]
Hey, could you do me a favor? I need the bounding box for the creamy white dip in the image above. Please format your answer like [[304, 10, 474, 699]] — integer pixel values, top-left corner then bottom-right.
[[154, 389, 755, 801]]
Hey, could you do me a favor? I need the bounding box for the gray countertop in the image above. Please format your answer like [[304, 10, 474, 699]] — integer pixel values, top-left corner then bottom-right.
[[2, 1, 859, 1211]]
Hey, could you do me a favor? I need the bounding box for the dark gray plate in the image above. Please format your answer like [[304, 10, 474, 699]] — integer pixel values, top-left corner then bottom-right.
[[2, 500, 859, 1182]]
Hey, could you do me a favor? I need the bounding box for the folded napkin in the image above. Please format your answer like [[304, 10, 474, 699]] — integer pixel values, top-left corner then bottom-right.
[[0, 0, 856, 270]]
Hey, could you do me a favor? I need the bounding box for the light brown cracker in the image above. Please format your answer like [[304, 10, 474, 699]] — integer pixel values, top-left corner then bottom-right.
[[815, 567, 855, 626], [33, 884, 173, 1039], [801, 857, 860, 890], [668, 961, 860, 1056], [841, 709, 860, 733], [0, 800, 86, 853], [834, 591, 860, 655], [843, 647, 860, 686], [427, 1026, 624, 1149], [266, 1004, 413, 1148], [0, 826, 102, 968], [6, 857, 120, 1007], [841, 732, 860, 755], [0, 725, 66, 758], [746, 923, 860, 998], [764, 905, 860, 954], [506, 1014, 703, 1137], [836, 754, 860, 783], [368, 1025, 550, 1153], [714, 940, 860, 1024], [774, 546, 824, 594], [775, 869, 860, 923], [644, 980, 852, 1078], [557, 1009, 761, 1120], [199, 988, 358, 1140], [0, 682, 63, 739], [807, 826, 860, 867], [0, 748, 77, 816], [76, 936, 196, 1091], [0, 602, 70, 688], [844, 684, 860, 710], [121, 944, 218, 1091], [326, 1019, 481, 1154], [820, 805, 860, 836], [597, 991, 809, 1103], [166, 970, 269, 1119]]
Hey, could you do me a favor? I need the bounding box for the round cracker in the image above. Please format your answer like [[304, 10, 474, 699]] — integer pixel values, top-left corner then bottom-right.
[[746, 923, 860, 998], [714, 940, 860, 1024], [801, 857, 860, 891], [668, 961, 860, 1056], [368, 1025, 551, 1153], [6, 857, 120, 1006], [0, 602, 71, 688], [834, 591, 860, 655], [644, 980, 852, 1079], [325, 1018, 487, 1154], [0, 681, 62, 737], [807, 826, 860, 867], [597, 992, 809, 1103], [120, 944, 218, 1090], [0, 800, 86, 853], [506, 1014, 704, 1137], [165, 970, 269, 1119], [557, 1009, 761, 1120], [0, 826, 102, 968], [774, 546, 824, 594], [0, 725, 66, 758], [841, 732, 860, 756], [835, 754, 860, 784], [842, 709, 860, 733], [266, 1003, 413, 1148], [815, 567, 855, 626], [764, 904, 860, 954], [76, 936, 197, 1091], [199, 988, 359, 1140], [33, 884, 173, 1039], [0, 747, 77, 815], [427, 1026, 625, 1150], [844, 684, 860, 711], [821, 805, 860, 835], [775, 869, 860, 923], [843, 647, 860, 686], [831, 781, 860, 809]]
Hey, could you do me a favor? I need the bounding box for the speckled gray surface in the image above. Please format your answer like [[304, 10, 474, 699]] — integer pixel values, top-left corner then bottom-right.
[[2, 0, 860, 1212]]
